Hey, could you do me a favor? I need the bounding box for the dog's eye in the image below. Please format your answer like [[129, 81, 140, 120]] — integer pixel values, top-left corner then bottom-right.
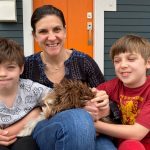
[[42, 103, 46, 108], [47, 99, 54, 104]]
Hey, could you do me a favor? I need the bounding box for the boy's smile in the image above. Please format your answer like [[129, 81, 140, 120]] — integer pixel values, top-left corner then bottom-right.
[[120, 71, 131, 78]]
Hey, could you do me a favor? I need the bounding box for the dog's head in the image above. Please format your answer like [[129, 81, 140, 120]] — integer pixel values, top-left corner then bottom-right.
[[44, 78, 95, 118]]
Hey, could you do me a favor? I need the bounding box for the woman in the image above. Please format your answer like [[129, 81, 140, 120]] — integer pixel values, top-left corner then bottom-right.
[[21, 5, 117, 150]]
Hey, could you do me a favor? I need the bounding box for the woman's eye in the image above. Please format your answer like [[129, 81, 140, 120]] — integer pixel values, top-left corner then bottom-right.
[[39, 30, 47, 34], [53, 27, 62, 33]]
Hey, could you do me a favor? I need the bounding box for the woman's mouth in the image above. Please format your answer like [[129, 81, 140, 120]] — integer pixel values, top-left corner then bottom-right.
[[46, 43, 59, 48]]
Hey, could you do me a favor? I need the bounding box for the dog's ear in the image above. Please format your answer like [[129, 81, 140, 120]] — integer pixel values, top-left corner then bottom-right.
[[43, 91, 56, 118]]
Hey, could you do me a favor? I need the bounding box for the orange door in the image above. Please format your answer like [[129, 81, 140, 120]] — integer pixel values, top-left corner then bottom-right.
[[33, 0, 93, 57]]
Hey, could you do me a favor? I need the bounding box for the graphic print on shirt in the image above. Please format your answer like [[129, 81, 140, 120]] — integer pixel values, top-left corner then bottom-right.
[[0, 79, 48, 129], [0, 106, 21, 128], [119, 95, 143, 125]]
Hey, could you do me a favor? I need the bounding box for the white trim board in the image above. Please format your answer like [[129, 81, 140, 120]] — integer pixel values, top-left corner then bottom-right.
[[23, 0, 116, 74], [22, 0, 33, 56], [94, 0, 116, 73]]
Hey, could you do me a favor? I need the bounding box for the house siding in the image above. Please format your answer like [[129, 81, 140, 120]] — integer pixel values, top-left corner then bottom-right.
[[0, 0, 23, 46], [104, 0, 150, 80]]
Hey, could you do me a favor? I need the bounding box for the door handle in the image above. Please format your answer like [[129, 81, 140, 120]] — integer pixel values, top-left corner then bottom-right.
[[87, 22, 92, 45]]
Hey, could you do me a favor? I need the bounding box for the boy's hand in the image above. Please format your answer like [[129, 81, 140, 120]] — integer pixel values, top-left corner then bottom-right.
[[84, 88, 110, 121], [91, 88, 110, 116], [84, 101, 100, 121], [91, 88, 109, 110], [0, 130, 17, 146]]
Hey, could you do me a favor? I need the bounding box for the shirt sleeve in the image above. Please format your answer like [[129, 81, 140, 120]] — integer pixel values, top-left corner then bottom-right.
[[31, 81, 53, 105], [84, 54, 105, 87]]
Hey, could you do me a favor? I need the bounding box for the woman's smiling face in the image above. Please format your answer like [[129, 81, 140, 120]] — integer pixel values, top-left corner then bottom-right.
[[34, 15, 66, 56]]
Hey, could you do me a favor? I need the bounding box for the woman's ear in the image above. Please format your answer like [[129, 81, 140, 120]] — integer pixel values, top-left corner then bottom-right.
[[62, 25, 66, 38], [32, 31, 38, 41]]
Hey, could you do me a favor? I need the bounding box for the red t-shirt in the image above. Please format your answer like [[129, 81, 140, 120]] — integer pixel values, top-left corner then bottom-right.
[[97, 76, 150, 145]]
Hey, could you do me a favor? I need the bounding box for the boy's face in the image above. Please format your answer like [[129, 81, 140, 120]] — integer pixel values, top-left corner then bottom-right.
[[113, 52, 150, 88], [0, 62, 23, 91]]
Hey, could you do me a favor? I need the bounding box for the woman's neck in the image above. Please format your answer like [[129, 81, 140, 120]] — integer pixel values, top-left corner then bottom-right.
[[41, 49, 72, 83], [43, 50, 67, 64], [41, 49, 71, 70]]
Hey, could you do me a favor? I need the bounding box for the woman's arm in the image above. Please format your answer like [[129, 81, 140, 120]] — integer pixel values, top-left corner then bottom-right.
[[95, 121, 149, 140], [84, 54, 105, 87]]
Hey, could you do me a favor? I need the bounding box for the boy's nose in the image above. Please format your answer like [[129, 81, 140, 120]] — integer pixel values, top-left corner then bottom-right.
[[0, 68, 7, 77], [120, 61, 128, 68]]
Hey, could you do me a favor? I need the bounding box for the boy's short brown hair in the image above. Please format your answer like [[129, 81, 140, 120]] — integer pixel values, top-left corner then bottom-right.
[[0, 38, 24, 68], [110, 34, 150, 62]]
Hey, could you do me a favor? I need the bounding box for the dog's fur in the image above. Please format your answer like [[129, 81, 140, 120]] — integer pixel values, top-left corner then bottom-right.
[[44, 79, 95, 118], [17, 112, 45, 137], [18, 79, 110, 137]]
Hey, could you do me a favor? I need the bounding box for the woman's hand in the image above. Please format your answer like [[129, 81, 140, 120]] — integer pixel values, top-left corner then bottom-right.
[[84, 88, 110, 121], [0, 129, 17, 146]]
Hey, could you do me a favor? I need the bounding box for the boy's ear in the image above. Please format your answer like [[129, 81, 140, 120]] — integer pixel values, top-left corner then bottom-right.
[[146, 57, 150, 69], [20, 65, 24, 75]]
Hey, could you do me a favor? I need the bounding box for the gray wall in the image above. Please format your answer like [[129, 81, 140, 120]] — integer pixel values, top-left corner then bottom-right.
[[104, 0, 150, 80], [0, 0, 23, 47]]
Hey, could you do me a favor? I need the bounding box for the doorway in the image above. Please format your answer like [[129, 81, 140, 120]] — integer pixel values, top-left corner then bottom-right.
[[33, 0, 93, 57]]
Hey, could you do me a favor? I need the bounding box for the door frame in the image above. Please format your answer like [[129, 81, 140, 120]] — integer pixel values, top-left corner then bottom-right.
[[22, 0, 116, 73]]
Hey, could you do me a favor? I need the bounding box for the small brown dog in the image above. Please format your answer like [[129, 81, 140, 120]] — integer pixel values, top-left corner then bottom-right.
[[44, 78, 95, 118]]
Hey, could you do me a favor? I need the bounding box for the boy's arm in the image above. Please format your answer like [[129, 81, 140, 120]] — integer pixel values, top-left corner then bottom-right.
[[95, 121, 149, 140], [0, 108, 41, 146], [5, 107, 41, 136]]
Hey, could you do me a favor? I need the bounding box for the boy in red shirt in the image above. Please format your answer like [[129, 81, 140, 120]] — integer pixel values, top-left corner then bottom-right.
[[95, 34, 150, 150]]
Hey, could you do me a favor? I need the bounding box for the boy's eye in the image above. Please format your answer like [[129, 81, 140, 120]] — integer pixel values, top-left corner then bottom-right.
[[7, 65, 16, 69], [114, 59, 120, 63], [128, 57, 136, 61]]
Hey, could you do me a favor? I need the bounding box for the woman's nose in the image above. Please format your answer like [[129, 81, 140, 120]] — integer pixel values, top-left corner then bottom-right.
[[47, 32, 57, 40]]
